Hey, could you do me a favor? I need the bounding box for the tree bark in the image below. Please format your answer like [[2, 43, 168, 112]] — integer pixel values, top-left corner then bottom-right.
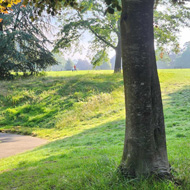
[[120, 0, 170, 178], [114, 36, 122, 73], [114, 18, 122, 73]]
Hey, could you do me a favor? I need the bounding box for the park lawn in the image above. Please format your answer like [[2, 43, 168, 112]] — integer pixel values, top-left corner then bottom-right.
[[0, 69, 190, 190]]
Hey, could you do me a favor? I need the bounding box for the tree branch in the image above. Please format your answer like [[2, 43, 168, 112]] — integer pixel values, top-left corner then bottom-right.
[[77, 11, 116, 50], [88, 24, 116, 50]]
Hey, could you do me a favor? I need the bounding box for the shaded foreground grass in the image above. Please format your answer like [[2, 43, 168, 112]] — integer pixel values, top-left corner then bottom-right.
[[0, 70, 190, 189]]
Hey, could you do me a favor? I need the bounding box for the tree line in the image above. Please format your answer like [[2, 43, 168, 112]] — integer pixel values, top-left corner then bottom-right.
[[157, 41, 190, 69]]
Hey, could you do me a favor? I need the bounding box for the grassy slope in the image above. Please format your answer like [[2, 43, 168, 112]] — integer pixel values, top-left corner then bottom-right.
[[0, 71, 124, 139], [0, 70, 190, 190]]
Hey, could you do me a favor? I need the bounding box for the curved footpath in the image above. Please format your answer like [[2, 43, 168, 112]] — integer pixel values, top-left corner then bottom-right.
[[0, 133, 47, 159]]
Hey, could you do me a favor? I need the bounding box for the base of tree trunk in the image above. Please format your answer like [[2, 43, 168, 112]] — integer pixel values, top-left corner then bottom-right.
[[117, 164, 184, 188], [118, 164, 172, 180], [114, 68, 121, 73]]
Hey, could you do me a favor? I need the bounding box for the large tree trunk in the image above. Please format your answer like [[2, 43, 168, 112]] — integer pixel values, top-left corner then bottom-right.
[[114, 36, 122, 73], [120, 0, 170, 178]]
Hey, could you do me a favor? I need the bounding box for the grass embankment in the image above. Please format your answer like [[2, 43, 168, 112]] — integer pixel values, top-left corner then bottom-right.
[[0, 70, 190, 190], [0, 71, 124, 139]]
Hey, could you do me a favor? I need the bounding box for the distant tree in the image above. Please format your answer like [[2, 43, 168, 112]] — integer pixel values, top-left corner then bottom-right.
[[156, 50, 171, 69], [110, 56, 116, 70], [156, 42, 190, 69], [65, 59, 74, 70], [95, 61, 112, 70], [76, 59, 93, 70], [49, 53, 66, 71], [0, 4, 57, 79], [172, 42, 190, 68], [54, 53, 66, 66]]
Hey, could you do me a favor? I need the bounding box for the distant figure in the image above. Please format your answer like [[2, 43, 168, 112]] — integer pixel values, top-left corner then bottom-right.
[[72, 65, 77, 71]]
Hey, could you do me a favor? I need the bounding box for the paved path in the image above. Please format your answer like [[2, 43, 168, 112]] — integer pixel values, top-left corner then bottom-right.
[[0, 133, 47, 159]]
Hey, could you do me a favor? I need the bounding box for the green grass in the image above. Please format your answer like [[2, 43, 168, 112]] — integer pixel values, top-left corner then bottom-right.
[[0, 71, 124, 139], [0, 69, 190, 189]]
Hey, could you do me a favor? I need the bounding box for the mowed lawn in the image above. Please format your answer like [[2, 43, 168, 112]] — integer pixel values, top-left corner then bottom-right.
[[0, 69, 190, 190]]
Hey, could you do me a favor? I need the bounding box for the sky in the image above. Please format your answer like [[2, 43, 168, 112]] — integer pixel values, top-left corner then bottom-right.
[[180, 28, 190, 45]]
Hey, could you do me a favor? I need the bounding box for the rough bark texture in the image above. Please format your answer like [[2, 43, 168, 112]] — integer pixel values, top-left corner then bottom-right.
[[120, 0, 170, 178], [114, 37, 122, 73]]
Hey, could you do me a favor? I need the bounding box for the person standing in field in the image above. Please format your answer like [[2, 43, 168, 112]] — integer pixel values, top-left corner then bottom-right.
[[72, 65, 77, 71]]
